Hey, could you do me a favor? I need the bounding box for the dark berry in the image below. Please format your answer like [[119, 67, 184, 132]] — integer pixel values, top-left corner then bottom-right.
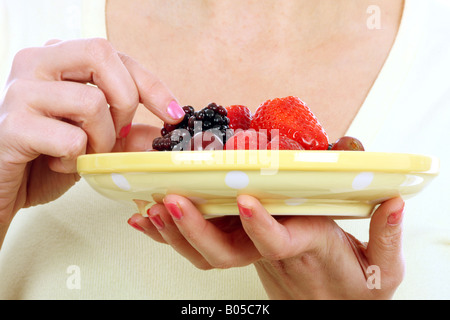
[[183, 106, 195, 115], [152, 129, 191, 151], [208, 102, 218, 111], [204, 108, 215, 119], [151, 102, 231, 151], [213, 113, 223, 125], [217, 105, 228, 116], [152, 136, 170, 151], [196, 111, 205, 120], [164, 123, 178, 133], [188, 116, 196, 129], [203, 120, 212, 129]]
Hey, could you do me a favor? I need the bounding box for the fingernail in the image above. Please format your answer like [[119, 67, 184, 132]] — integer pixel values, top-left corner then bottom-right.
[[119, 123, 132, 138], [165, 202, 183, 220], [149, 215, 165, 230], [127, 218, 144, 232], [238, 203, 253, 219], [387, 202, 405, 226], [167, 100, 185, 120]]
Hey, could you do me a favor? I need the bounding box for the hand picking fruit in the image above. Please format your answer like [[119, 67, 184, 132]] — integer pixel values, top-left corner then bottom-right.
[[151, 96, 365, 152]]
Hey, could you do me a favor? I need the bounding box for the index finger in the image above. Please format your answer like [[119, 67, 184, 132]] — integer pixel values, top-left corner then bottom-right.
[[162, 195, 261, 268], [236, 195, 326, 260], [118, 53, 185, 124]]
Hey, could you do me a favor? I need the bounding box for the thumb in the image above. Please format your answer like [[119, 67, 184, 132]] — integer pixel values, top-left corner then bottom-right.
[[366, 197, 405, 287]]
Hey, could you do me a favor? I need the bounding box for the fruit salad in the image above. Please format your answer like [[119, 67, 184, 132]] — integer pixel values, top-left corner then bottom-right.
[[151, 96, 364, 152]]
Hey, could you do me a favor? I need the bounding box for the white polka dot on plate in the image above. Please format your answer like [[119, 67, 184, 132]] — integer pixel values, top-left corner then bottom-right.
[[111, 173, 131, 191], [225, 171, 250, 189], [352, 172, 374, 190]]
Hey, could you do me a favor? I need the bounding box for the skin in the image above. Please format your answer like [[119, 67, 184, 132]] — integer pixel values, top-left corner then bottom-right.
[[129, 195, 405, 299], [0, 0, 405, 298]]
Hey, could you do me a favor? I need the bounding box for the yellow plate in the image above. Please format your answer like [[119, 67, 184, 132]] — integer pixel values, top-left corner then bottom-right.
[[77, 150, 439, 218]]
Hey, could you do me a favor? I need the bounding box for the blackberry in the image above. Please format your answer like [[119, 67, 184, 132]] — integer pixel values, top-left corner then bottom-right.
[[152, 129, 192, 151], [152, 103, 231, 151], [188, 103, 230, 137], [160, 105, 195, 136]]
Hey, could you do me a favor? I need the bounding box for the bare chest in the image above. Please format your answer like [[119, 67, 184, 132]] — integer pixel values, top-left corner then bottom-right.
[[106, 9, 398, 142]]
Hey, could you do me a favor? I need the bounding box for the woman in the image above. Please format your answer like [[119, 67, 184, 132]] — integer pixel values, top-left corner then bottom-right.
[[0, 0, 449, 299]]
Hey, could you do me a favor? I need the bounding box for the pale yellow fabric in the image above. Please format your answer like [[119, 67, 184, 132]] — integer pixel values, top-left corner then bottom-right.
[[0, 0, 449, 299]]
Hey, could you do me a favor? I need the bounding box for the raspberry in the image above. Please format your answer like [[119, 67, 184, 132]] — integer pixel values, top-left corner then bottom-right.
[[226, 105, 252, 131]]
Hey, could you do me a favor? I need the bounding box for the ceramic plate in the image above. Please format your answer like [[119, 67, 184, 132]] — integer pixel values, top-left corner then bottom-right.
[[77, 150, 439, 218]]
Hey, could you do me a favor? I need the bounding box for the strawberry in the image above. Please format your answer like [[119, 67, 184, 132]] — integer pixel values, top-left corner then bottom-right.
[[226, 105, 252, 131], [267, 135, 305, 150], [224, 129, 268, 150], [250, 96, 329, 150]]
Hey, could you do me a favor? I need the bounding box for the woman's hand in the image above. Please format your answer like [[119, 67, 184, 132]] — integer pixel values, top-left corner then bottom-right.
[[128, 195, 405, 299], [0, 38, 184, 244]]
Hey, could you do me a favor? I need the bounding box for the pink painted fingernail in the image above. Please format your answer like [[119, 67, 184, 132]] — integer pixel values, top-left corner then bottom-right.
[[119, 123, 132, 138], [165, 202, 183, 220], [167, 100, 185, 120], [238, 203, 253, 218], [149, 215, 165, 230], [127, 218, 144, 232], [387, 202, 405, 226]]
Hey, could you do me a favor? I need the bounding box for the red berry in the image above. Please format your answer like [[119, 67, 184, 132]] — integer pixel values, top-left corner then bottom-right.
[[267, 135, 305, 150], [224, 129, 268, 150], [330, 136, 365, 151], [226, 105, 252, 131], [250, 96, 329, 150]]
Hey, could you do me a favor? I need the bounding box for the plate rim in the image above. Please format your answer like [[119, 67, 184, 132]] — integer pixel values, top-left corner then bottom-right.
[[77, 150, 440, 175]]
